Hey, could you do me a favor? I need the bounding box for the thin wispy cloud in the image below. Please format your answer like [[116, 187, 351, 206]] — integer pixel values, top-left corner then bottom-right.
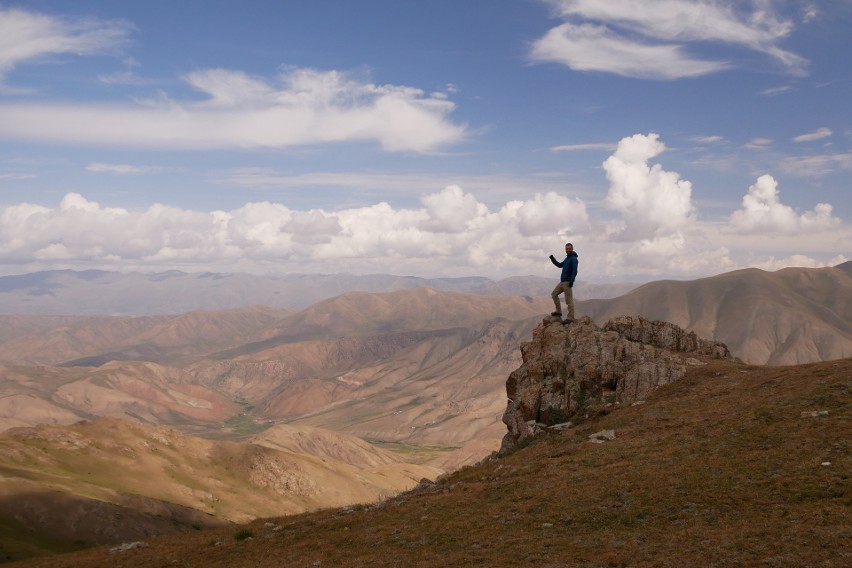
[[688, 135, 725, 144], [793, 127, 832, 142], [551, 142, 617, 152], [0, 173, 36, 180], [531, 22, 727, 79], [0, 67, 466, 153], [759, 85, 794, 96], [744, 138, 773, 150], [210, 169, 587, 207], [0, 7, 131, 88], [779, 153, 852, 177], [97, 57, 152, 86], [531, 0, 808, 79], [86, 163, 159, 174]]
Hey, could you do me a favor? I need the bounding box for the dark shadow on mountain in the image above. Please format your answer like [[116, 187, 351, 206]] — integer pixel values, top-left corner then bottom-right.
[[0, 489, 228, 563]]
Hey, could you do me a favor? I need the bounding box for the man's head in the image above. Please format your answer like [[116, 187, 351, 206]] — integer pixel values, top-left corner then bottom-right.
[[565, 243, 573, 254]]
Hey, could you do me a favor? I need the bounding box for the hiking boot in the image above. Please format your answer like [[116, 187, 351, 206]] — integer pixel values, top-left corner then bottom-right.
[[550, 311, 562, 317], [562, 318, 575, 325]]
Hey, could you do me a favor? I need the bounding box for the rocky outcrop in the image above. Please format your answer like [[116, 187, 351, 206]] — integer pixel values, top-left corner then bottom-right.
[[501, 316, 731, 450]]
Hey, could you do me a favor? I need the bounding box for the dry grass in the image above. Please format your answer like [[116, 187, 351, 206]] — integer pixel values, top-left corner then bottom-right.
[[8, 358, 850, 568]]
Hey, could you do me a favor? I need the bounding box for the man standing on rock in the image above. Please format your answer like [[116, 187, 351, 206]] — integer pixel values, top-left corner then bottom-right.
[[549, 242, 578, 322]]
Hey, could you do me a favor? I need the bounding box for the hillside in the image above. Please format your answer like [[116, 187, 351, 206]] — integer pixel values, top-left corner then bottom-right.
[[583, 263, 852, 365], [8, 357, 849, 567], [0, 418, 440, 562]]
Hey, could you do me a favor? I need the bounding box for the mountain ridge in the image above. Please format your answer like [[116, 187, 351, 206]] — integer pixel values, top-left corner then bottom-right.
[[0, 269, 638, 316]]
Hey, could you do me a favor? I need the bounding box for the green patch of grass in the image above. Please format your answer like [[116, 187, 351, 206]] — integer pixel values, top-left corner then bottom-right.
[[222, 400, 272, 437]]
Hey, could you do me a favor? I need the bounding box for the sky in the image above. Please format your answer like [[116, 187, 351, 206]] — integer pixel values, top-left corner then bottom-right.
[[0, 0, 849, 283]]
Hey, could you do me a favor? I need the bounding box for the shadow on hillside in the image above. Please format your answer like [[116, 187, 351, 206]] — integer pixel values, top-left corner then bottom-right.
[[0, 490, 227, 564]]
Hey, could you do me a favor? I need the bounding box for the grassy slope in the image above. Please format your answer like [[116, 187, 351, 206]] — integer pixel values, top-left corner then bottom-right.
[[10, 357, 849, 568]]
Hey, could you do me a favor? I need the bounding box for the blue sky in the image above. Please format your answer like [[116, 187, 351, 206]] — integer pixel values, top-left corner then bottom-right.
[[0, 0, 849, 281]]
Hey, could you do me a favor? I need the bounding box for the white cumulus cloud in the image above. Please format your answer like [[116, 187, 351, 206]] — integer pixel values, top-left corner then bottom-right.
[[0, 187, 593, 275], [729, 174, 841, 234], [602, 133, 696, 240], [420, 185, 487, 233], [515, 191, 589, 237], [1, 133, 846, 281]]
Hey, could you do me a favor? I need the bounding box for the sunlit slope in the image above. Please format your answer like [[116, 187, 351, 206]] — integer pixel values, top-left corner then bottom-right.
[[582, 263, 851, 364]]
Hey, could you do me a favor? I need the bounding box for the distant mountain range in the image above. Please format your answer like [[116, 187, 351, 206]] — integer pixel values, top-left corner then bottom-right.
[[0, 269, 639, 315]]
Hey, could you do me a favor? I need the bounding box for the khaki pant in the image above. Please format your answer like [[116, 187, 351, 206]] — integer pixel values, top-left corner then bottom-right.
[[551, 281, 575, 319]]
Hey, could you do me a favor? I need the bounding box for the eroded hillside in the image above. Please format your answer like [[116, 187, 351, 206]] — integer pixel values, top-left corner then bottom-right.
[[0, 418, 439, 562]]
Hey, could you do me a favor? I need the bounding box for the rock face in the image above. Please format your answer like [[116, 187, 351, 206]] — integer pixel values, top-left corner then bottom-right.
[[501, 316, 731, 450]]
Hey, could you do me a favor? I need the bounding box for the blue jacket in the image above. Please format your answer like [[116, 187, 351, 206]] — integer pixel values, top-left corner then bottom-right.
[[551, 251, 578, 284]]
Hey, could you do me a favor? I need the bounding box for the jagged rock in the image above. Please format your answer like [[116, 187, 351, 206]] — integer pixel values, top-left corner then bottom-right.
[[501, 316, 731, 450], [602, 316, 731, 359]]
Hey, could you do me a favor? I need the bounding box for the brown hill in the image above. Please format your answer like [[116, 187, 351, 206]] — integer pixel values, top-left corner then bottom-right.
[[582, 264, 852, 364], [0, 361, 239, 434], [0, 417, 440, 562], [278, 316, 537, 466], [213, 287, 552, 357], [9, 357, 848, 567]]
